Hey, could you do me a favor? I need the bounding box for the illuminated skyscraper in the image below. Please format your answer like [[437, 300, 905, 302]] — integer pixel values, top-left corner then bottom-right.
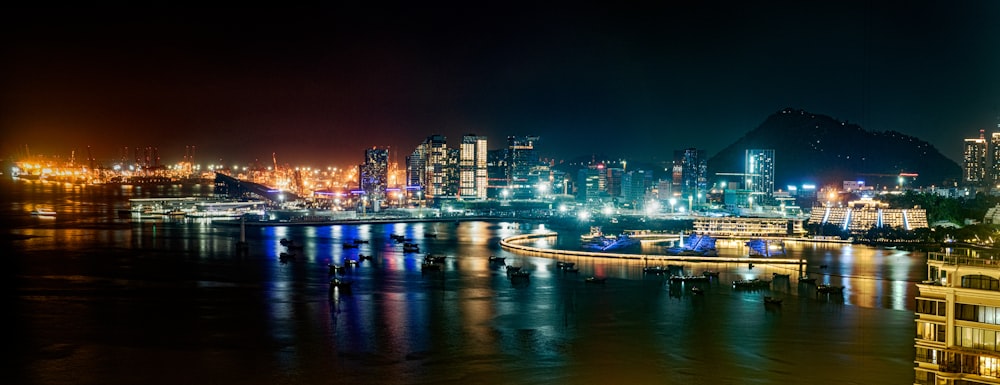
[[991, 131, 1000, 184], [673, 148, 707, 199], [965, 130, 988, 185], [745, 149, 775, 203], [460, 134, 488, 200], [360, 147, 389, 210], [506, 135, 539, 199]]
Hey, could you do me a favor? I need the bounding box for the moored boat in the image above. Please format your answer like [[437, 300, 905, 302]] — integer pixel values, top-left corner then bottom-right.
[[763, 296, 783, 305], [585, 276, 606, 284]]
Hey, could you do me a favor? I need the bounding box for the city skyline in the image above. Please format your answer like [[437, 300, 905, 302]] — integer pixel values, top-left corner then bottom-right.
[[3, 3, 999, 167]]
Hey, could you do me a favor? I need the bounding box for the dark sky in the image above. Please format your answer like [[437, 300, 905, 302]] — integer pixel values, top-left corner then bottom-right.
[[2, 2, 998, 168]]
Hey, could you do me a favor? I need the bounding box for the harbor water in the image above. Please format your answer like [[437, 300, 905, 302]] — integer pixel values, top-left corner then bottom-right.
[[6, 178, 922, 384]]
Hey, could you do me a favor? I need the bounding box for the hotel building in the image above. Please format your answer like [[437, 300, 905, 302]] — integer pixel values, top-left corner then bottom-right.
[[915, 251, 1000, 384]]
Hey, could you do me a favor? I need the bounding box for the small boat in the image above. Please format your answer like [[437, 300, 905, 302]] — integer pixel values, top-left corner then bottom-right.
[[328, 264, 345, 275], [31, 209, 57, 216], [352, 239, 368, 244], [329, 278, 353, 290], [817, 284, 844, 294], [509, 270, 530, 279], [402, 243, 420, 252], [669, 275, 709, 283], [358, 254, 373, 262], [167, 209, 186, 216], [421, 262, 442, 272], [556, 261, 576, 268], [763, 296, 783, 305], [702, 270, 720, 277], [343, 242, 359, 249], [345, 259, 359, 267], [563, 267, 579, 273], [424, 233, 438, 238], [798, 276, 816, 284], [819, 264, 829, 269], [424, 255, 447, 263], [506, 266, 523, 272], [585, 276, 607, 284], [488, 255, 506, 263], [691, 286, 704, 295], [643, 266, 667, 274], [733, 279, 771, 289]]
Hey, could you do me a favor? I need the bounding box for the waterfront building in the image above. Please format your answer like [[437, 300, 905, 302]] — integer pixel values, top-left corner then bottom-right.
[[604, 167, 624, 198], [692, 216, 806, 237], [990, 132, 1000, 184], [807, 197, 929, 233], [745, 149, 775, 204], [622, 170, 652, 209], [459, 134, 488, 200], [506, 135, 540, 199], [404, 135, 449, 201], [673, 148, 707, 200], [966, 130, 989, 185], [577, 164, 604, 203], [915, 251, 1000, 384], [486, 149, 507, 199], [359, 147, 389, 211]]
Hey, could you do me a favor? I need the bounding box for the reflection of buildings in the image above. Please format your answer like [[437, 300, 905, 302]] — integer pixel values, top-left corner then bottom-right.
[[915, 251, 1000, 384], [807, 197, 928, 233], [692, 217, 806, 237]]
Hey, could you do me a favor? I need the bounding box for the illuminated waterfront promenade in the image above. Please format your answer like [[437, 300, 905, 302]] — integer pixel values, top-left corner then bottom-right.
[[501, 232, 806, 264]]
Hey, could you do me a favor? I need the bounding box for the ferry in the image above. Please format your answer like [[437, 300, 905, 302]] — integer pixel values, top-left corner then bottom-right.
[[31, 209, 57, 216]]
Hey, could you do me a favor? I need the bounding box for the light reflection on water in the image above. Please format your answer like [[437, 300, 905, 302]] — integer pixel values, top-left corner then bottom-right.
[[6, 179, 922, 384]]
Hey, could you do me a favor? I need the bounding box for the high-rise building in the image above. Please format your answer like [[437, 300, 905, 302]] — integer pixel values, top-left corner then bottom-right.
[[577, 165, 603, 202], [965, 130, 988, 185], [622, 170, 652, 208], [673, 148, 707, 200], [405, 135, 450, 201], [359, 147, 389, 210], [460, 134, 488, 200], [915, 250, 1000, 383], [745, 149, 775, 203], [990, 133, 1000, 184], [506, 135, 539, 199]]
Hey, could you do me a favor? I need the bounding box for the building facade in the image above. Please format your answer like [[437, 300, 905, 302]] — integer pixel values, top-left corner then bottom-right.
[[745, 149, 775, 203], [966, 130, 989, 185], [459, 134, 488, 200], [915, 251, 1000, 384]]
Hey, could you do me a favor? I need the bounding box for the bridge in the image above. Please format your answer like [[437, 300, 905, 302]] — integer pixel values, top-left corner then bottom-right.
[[214, 172, 300, 203]]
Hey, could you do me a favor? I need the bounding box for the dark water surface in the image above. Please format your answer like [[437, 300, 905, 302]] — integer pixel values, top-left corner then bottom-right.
[[5, 179, 921, 384]]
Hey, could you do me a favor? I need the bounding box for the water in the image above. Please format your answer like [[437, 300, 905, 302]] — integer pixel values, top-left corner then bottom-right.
[[5, 178, 922, 384]]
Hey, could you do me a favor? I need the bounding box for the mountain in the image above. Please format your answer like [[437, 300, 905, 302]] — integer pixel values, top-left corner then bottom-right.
[[707, 108, 961, 189]]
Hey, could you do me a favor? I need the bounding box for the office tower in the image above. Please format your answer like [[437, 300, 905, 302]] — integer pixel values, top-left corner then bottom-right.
[[673, 148, 707, 199], [359, 147, 389, 209], [745, 149, 775, 203], [506, 135, 539, 199], [622, 170, 651, 208], [577, 166, 602, 202], [460, 134, 488, 200], [965, 130, 988, 185]]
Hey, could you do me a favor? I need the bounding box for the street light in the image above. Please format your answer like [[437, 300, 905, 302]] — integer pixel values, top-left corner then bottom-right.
[[669, 197, 676, 214]]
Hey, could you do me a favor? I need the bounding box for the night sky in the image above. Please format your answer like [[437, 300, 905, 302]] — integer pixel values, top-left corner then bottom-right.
[[3, 2, 998, 167]]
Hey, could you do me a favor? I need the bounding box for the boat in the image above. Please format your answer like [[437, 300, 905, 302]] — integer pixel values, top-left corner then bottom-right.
[[424, 233, 438, 238], [421, 262, 442, 271], [329, 278, 353, 290], [402, 243, 420, 252], [580, 226, 640, 251], [585, 276, 607, 284], [358, 254, 373, 262], [352, 239, 369, 244], [343, 242, 359, 249], [798, 276, 816, 284], [563, 267, 579, 273], [488, 255, 506, 263], [31, 209, 57, 216], [702, 270, 720, 277], [772, 272, 791, 279], [669, 275, 709, 283], [506, 266, 523, 273], [345, 259, 359, 267], [643, 266, 667, 274], [732, 279, 771, 289], [424, 255, 447, 263], [166, 209, 186, 216], [556, 261, 575, 268], [817, 284, 844, 294], [763, 296, 783, 305], [509, 270, 530, 279], [328, 264, 345, 275], [691, 286, 704, 295]]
